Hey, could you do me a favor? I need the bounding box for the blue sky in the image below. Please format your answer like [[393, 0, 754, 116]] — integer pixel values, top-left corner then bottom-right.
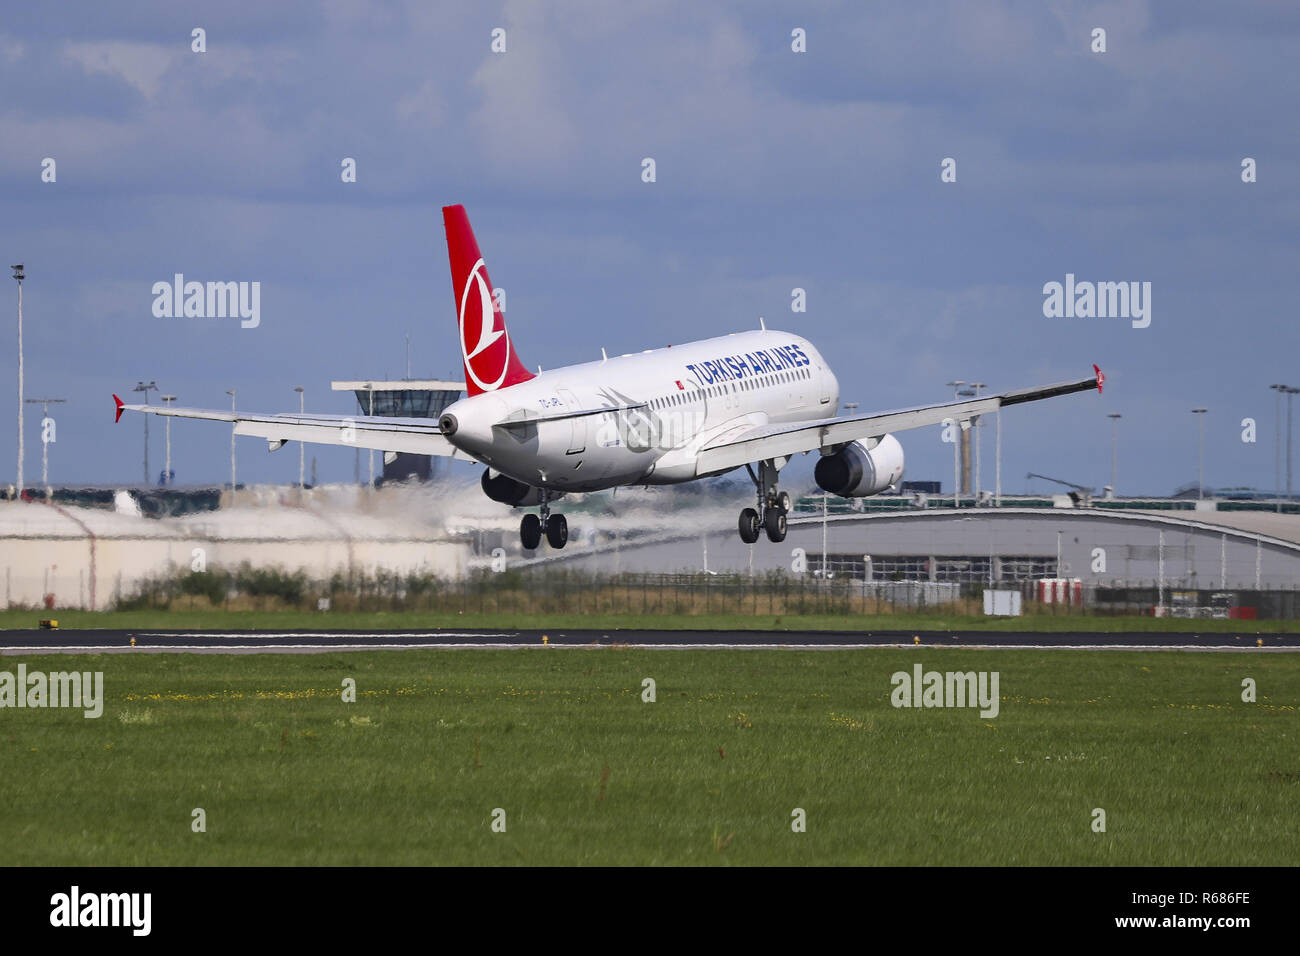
[[2, 1, 1297, 495]]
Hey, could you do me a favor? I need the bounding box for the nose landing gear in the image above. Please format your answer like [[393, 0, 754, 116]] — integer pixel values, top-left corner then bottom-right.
[[738, 459, 790, 543], [520, 489, 568, 550]]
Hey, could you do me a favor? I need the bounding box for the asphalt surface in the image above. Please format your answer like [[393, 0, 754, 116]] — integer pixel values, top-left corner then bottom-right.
[[1, 628, 1297, 653]]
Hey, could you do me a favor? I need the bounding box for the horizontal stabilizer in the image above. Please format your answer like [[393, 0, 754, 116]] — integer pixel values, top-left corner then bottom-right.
[[114, 398, 462, 458]]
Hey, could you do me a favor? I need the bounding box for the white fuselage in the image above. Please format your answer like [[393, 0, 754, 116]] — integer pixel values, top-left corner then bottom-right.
[[441, 330, 840, 492]]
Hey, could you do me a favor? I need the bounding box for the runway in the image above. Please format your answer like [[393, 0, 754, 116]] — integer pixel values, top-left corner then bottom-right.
[[1, 628, 1297, 654]]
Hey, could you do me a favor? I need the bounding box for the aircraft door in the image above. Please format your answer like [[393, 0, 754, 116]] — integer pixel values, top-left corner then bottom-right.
[[556, 388, 586, 455]]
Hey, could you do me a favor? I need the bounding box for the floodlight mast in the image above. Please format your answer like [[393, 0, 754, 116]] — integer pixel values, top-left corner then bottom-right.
[[226, 389, 237, 491], [133, 381, 158, 483], [1191, 408, 1208, 500], [1107, 413, 1122, 496], [294, 386, 305, 489], [13, 263, 24, 497], [25, 396, 66, 490], [161, 395, 177, 484]]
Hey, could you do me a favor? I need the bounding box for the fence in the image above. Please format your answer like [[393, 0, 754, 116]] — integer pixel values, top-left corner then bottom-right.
[[95, 565, 1300, 620]]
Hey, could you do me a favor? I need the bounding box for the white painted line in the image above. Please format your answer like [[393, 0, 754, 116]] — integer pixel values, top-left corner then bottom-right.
[[2, 642, 1294, 654], [134, 631, 518, 639]]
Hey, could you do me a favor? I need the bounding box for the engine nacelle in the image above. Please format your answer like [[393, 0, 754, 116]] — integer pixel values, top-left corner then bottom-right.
[[814, 434, 905, 498], [480, 469, 562, 507]]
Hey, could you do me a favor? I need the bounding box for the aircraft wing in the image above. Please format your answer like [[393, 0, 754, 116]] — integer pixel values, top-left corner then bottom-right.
[[113, 395, 461, 457], [694, 366, 1103, 475]]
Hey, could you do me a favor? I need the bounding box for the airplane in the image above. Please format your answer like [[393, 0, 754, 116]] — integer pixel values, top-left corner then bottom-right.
[[116, 204, 1103, 551]]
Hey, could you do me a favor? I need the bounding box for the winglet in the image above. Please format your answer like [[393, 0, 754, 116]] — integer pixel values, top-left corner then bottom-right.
[[113, 394, 124, 422], [1093, 364, 1104, 394]]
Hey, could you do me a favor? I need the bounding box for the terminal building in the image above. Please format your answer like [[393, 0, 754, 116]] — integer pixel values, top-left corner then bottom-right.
[[525, 494, 1300, 614]]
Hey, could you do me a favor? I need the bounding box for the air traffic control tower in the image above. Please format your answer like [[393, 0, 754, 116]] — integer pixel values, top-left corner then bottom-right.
[[330, 379, 463, 482]]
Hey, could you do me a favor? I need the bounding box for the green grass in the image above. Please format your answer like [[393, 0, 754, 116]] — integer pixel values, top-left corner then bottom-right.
[[4, 607, 1300, 633], [1, 648, 1297, 865]]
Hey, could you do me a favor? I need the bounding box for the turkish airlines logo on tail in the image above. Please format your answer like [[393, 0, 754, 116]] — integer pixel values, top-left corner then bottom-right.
[[459, 258, 510, 391]]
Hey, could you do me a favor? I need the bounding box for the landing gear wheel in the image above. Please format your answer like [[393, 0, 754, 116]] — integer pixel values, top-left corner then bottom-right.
[[520, 513, 542, 550], [764, 508, 787, 543], [738, 507, 760, 544], [776, 491, 793, 514], [545, 513, 568, 549]]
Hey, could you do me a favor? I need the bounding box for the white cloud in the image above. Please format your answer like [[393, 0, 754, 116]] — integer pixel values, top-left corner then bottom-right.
[[62, 40, 178, 100], [395, 77, 445, 128], [0, 33, 24, 62]]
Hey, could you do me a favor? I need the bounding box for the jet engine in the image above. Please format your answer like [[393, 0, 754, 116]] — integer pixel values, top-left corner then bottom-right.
[[480, 469, 561, 507], [813, 434, 904, 498]]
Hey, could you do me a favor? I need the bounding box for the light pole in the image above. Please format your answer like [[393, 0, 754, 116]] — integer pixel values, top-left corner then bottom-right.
[[995, 407, 1002, 507], [12, 263, 23, 497], [161, 395, 176, 485], [225, 389, 237, 492], [1271, 384, 1286, 507], [1287, 387, 1300, 500], [366, 384, 375, 489], [25, 397, 65, 492], [958, 386, 976, 501], [970, 382, 985, 503], [1191, 408, 1207, 500], [946, 380, 964, 508], [294, 386, 305, 489], [1107, 413, 1121, 496], [822, 491, 829, 577], [132, 380, 157, 484]]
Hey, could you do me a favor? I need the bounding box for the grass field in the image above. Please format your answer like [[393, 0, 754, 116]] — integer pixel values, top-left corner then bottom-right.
[[5, 607, 1300, 633], [1, 648, 1297, 865]]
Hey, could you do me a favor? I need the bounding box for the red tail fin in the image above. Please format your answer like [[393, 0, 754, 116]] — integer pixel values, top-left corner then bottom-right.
[[442, 205, 534, 396]]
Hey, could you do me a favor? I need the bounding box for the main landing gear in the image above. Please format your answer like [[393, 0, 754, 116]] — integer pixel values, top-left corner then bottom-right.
[[521, 490, 568, 550], [738, 459, 789, 544]]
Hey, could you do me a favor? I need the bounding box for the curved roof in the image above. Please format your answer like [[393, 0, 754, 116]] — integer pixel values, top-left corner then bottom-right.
[[781, 507, 1300, 554]]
